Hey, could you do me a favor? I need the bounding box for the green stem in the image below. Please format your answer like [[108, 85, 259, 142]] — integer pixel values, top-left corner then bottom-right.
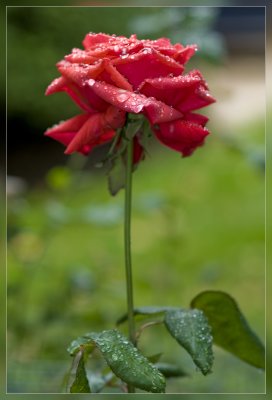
[[124, 138, 136, 393]]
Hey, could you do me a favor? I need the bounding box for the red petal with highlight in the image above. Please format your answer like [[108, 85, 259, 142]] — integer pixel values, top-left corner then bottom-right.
[[139, 70, 215, 112], [153, 120, 210, 157], [86, 79, 183, 124], [83, 32, 112, 49], [114, 48, 184, 89]]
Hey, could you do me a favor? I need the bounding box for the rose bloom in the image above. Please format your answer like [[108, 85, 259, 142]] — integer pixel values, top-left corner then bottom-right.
[[45, 33, 215, 160]]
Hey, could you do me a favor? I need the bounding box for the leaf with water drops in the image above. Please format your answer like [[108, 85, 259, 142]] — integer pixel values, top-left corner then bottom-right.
[[70, 349, 91, 393], [164, 309, 214, 375], [191, 290, 265, 369], [68, 329, 165, 393], [117, 305, 179, 325], [91, 329, 165, 393]]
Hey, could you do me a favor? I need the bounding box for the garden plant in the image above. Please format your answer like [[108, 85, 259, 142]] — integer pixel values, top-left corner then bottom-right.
[[45, 32, 265, 393]]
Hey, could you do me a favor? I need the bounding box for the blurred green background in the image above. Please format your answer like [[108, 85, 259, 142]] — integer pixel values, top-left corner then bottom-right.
[[6, 5, 266, 394]]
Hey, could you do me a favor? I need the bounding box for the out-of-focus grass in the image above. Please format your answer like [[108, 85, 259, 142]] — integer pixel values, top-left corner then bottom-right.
[[7, 122, 265, 393]]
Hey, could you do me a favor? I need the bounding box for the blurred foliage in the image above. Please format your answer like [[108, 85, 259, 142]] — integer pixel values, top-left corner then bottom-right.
[[129, 7, 226, 64], [6, 6, 225, 134], [7, 123, 265, 392]]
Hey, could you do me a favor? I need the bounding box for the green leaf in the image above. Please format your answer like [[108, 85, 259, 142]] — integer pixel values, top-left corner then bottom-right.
[[164, 309, 214, 375], [117, 306, 179, 325], [138, 118, 152, 152], [125, 120, 144, 140], [92, 330, 166, 393], [68, 329, 166, 393], [107, 156, 126, 196], [67, 336, 95, 356], [70, 349, 91, 393], [155, 362, 188, 378], [190, 290, 265, 369]]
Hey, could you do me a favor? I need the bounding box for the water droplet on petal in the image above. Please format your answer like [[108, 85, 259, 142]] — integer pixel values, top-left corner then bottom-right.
[[142, 47, 152, 55], [134, 104, 143, 113], [117, 93, 129, 102], [88, 78, 95, 86]]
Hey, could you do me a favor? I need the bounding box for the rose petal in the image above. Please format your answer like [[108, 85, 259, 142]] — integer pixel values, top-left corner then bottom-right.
[[58, 60, 133, 112], [45, 114, 95, 155], [153, 120, 210, 157], [87, 79, 183, 124], [104, 106, 126, 130], [98, 130, 116, 143], [45, 76, 97, 113], [114, 48, 184, 89], [174, 44, 197, 64], [103, 62, 133, 91], [57, 60, 104, 85], [47, 63, 109, 112], [133, 135, 145, 165], [64, 113, 104, 154], [45, 114, 91, 136], [64, 105, 125, 154], [181, 86, 215, 113], [83, 32, 112, 49], [139, 71, 201, 106], [151, 37, 172, 47], [45, 119, 116, 156], [65, 48, 98, 64], [184, 112, 209, 126], [45, 77, 66, 96], [139, 70, 216, 112]]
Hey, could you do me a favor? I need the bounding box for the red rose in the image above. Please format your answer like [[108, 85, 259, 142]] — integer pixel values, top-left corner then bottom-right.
[[45, 33, 215, 159]]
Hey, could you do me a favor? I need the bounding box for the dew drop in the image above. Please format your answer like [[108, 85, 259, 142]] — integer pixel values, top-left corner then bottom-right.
[[134, 104, 143, 113], [88, 78, 95, 87], [117, 93, 129, 102]]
